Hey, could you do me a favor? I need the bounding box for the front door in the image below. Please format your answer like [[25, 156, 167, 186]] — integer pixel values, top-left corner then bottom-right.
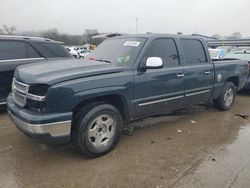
[[134, 38, 185, 118]]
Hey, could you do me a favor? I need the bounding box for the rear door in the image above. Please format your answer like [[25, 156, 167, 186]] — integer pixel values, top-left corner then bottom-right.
[[0, 40, 44, 102], [180, 39, 214, 105], [134, 38, 185, 118]]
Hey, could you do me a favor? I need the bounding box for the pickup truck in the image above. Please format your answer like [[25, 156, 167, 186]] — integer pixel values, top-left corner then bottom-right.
[[223, 48, 250, 90], [0, 35, 72, 106], [7, 34, 248, 157]]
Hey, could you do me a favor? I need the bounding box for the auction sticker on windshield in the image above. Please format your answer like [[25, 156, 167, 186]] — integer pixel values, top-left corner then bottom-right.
[[124, 41, 140, 47]]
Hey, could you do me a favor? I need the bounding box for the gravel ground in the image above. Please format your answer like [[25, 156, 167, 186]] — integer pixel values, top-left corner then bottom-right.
[[1, 94, 250, 188]]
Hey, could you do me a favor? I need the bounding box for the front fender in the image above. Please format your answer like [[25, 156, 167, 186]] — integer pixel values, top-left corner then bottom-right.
[[45, 70, 134, 113], [46, 85, 130, 112], [74, 86, 128, 106]]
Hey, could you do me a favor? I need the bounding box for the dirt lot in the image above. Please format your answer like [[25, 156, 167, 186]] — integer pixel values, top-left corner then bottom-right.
[[1, 94, 250, 188]]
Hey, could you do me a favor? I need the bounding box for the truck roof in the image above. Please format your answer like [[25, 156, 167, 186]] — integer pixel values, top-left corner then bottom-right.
[[116, 33, 203, 40], [0, 35, 63, 44]]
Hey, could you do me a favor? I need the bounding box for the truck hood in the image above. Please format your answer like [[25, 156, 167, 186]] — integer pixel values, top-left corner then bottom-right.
[[14, 59, 124, 85]]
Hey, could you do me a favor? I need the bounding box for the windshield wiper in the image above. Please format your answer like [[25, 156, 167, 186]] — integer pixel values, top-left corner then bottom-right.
[[95, 59, 112, 64]]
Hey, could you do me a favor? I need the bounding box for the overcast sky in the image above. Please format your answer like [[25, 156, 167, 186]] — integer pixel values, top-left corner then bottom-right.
[[0, 0, 250, 36]]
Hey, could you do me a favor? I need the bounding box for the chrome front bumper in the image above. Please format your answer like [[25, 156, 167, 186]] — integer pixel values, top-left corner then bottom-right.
[[9, 111, 71, 137]]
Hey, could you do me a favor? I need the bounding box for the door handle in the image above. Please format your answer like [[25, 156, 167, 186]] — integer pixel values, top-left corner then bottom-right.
[[176, 73, 185, 78], [204, 71, 211, 75]]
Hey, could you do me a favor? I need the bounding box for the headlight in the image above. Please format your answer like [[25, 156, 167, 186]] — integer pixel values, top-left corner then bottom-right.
[[26, 84, 50, 112], [28, 84, 49, 96]]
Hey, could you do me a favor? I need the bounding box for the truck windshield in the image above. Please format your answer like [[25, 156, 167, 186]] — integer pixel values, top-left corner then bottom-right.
[[90, 37, 146, 66]]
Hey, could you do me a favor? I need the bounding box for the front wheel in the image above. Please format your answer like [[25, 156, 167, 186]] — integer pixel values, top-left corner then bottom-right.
[[214, 82, 236, 111], [72, 103, 123, 157]]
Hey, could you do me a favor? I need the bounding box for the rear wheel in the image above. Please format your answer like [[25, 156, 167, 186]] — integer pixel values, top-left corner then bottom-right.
[[214, 82, 236, 111], [72, 103, 123, 157]]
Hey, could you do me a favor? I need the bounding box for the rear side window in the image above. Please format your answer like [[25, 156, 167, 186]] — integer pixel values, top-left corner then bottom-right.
[[0, 40, 41, 60], [146, 38, 179, 67], [32, 42, 71, 58], [181, 39, 207, 64], [26, 44, 41, 58]]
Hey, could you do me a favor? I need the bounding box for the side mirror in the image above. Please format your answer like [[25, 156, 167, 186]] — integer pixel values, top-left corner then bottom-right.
[[145, 57, 163, 69]]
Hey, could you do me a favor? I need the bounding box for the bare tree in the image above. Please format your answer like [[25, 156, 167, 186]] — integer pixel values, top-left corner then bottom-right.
[[18, 30, 42, 37], [211, 34, 222, 40], [41, 28, 59, 40], [228, 32, 242, 40], [83, 29, 99, 44], [3, 25, 16, 35], [39, 28, 83, 45]]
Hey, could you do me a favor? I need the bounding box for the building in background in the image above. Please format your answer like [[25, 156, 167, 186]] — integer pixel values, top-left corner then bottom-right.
[[91, 33, 122, 47]]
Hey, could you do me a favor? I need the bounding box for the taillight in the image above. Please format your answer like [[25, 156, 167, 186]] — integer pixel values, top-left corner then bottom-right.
[[88, 57, 96, 61], [248, 63, 250, 71]]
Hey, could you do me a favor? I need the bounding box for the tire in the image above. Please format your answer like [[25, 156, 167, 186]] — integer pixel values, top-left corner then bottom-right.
[[213, 82, 236, 111], [71, 103, 123, 157]]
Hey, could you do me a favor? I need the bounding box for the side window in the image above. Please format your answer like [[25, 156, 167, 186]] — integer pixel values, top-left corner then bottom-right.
[[0, 40, 40, 60], [26, 44, 41, 58], [0, 41, 27, 60], [181, 39, 207, 65], [32, 42, 71, 58], [146, 39, 179, 67]]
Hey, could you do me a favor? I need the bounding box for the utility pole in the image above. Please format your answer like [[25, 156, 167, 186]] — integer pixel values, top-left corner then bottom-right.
[[136, 17, 138, 34]]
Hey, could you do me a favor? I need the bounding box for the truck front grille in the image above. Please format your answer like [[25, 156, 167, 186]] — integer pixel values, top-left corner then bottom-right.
[[13, 92, 26, 107], [12, 79, 30, 107], [27, 99, 47, 112]]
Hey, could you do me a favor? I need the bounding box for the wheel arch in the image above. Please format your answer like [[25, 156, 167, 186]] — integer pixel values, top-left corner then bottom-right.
[[225, 76, 239, 89], [73, 94, 130, 123]]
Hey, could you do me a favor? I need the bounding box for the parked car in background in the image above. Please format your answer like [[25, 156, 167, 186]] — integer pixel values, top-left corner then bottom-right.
[[209, 48, 226, 59], [0, 35, 72, 106], [224, 48, 250, 60], [224, 48, 250, 90], [66, 47, 80, 58], [7, 34, 248, 157], [78, 49, 92, 58], [216, 46, 238, 53]]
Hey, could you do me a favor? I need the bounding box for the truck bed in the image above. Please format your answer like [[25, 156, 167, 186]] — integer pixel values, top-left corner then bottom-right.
[[212, 59, 248, 98]]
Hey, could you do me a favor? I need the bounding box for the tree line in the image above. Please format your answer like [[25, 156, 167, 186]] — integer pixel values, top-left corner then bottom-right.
[[1, 25, 248, 46], [0, 25, 100, 46]]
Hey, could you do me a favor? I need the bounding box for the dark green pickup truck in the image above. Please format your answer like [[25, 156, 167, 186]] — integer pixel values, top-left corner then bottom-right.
[[7, 34, 248, 157]]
